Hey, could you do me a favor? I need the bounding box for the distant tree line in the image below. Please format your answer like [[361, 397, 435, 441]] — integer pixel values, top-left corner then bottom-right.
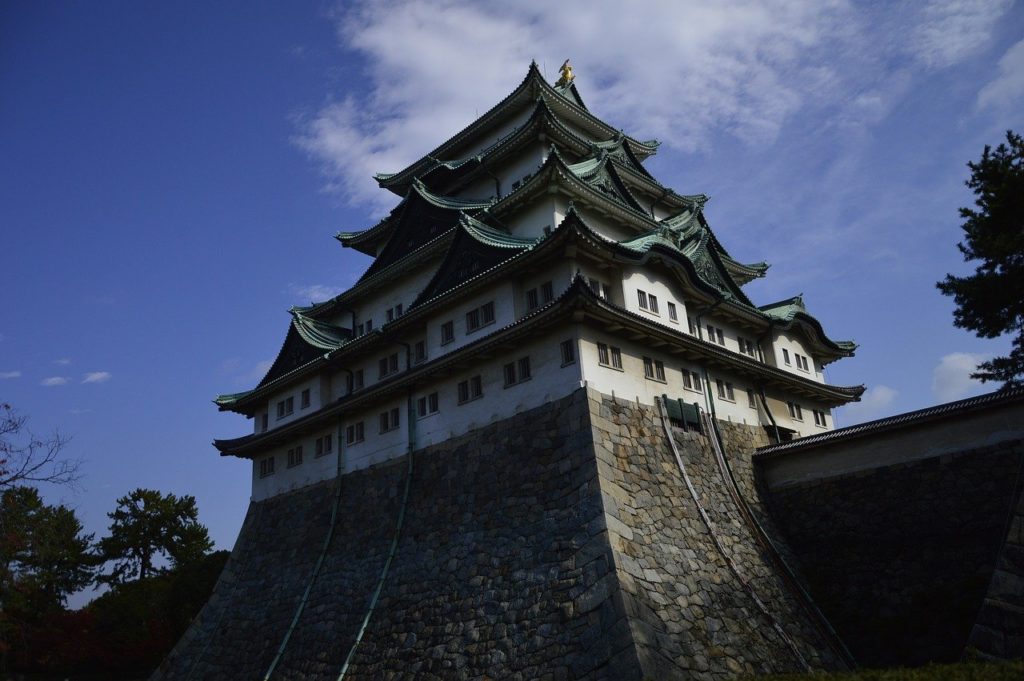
[[0, 404, 226, 679]]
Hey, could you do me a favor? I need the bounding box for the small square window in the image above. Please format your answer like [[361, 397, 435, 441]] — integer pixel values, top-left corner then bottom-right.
[[655, 360, 665, 381], [643, 356, 654, 379], [470, 375, 482, 398], [346, 422, 364, 444], [518, 357, 531, 381], [259, 456, 275, 478], [287, 446, 303, 468], [667, 302, 678, 322], [503, 362, 516, 386], [261, 413, 268, 432], [466, 309, 481, 331], [598, 342, 609, 365]]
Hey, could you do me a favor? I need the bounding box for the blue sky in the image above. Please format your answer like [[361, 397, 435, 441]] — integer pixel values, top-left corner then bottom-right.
[[2, 1, 1022, 606]]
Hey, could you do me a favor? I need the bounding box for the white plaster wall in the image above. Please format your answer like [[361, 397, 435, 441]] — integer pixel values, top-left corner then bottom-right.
[[769, 330, 823, 382], [426, 282, 516, 358], [577, 328, 765, 429], [250, 425, 340, 501], [263, 375, 323, 432], [763, 392, 833, 438], [448, 105, 535, 162], [621, 267, 690, 332], [354, 263, 440, 335], [507, 195, 559, 240], [342, 397, 409, 471], [516, 262, 576, 318], [575, 206, 636, 242]]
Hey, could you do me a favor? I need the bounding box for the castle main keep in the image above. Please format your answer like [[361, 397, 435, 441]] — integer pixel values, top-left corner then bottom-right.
[[153, 64, 1024, 679]]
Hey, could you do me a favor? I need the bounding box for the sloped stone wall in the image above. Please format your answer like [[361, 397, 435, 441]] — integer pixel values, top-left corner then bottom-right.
[[766, 439, 1024, 668], [154, 389, 639, 681], [154, 389, 844, 680], [587, 393, 843, 679]]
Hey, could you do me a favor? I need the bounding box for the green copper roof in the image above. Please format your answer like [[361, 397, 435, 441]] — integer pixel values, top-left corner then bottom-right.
[[290, 310, 349, 350], [459, 214, 539, 248], [759, 295, 807, 321]]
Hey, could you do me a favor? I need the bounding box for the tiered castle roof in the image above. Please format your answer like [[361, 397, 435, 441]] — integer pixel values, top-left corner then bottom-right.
[[215, 62, 861, 449]]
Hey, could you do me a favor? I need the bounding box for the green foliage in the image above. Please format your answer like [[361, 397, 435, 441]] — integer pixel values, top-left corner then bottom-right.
[[0, 486, 95, 612], [937, 130, 1024, 386], [98, 488, 214, 584]]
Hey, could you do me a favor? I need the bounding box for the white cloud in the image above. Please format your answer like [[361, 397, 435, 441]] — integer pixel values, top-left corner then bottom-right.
[[0, 371, 20, 379], [41, 376, 69, 387], [977, 38, 1024, 111], [296, 0, 1011, 210], [931, 352, 990, 402], [843, 384, 898, 423], [52, 357, 72, 365], [289, 283, 344, 303], [907, 0, 1012, 68], [82, 371, 112, 384]]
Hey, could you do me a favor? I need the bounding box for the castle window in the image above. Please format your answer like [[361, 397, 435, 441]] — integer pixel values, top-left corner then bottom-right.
[[648, 295, 659, 314], [739, 338, 757, 358], [260, 413, 268, 432], [598, 343, 623, 370], [379, 407, 400, 433], [560, 339, 575, 366], [503, 356, 532, 387], [349, 369, 364, 392], [386, 308, 394, 322], [346, 421, 364, 444], [667, 302, 678, 322], [276, 396, 294, 420], [414, 340, 427, 364], [682, 369, 702, 393], [747, 389, 757, 409], [782, 348, 791, 365], [259, 456, 275, 478], [813, 409, 828, 427], [356, 323, 364, 336], [716, 380, 735, 402], [796, 354, 810, 371], [417, 392, 439, 418], [300, 389, 310, 409], [687, 317, 697, 335], [706, 325, 725, 346], [315, 434, 332, 457], [365, 319, 373, 333], [457, 375, 483, 404], [527, 288, 539, 310], [441, 320, 454, 345], [378, 352, 399, 379], [541, 281, 554, 304], [466, 301, 496, 333], [643, 357, 666, 382], [287, 446, 303, 468], [637, 290, 649, 310], [787, 402, 803, 421]]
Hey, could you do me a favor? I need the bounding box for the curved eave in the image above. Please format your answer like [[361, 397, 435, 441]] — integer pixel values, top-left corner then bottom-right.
[[760, 297, 858, 362], [722, 256, 770, 285]]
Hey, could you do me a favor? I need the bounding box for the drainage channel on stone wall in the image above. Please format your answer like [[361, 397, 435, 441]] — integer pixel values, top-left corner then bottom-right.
[[655, 395, 855, 670], [652, 397, 812, 672]]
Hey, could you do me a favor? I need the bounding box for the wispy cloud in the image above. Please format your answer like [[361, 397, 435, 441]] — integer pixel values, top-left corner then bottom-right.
[[297, 0, 1012, 212], [41, 376, 69, 387], [52, 357, 72, 365], [977, 38, 1024, 112], [843, 384, 898, 424], [0, 371, 21, 379], [82, 371, 112, 384], [246, 360, 274, 383], [931, 352, 990, 402], [288, 283, 344, 303]]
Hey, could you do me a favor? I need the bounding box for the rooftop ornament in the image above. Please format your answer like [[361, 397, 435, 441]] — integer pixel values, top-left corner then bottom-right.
[[555, 59, 575, 87]]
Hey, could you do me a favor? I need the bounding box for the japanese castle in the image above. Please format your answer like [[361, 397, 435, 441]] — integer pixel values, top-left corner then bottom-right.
[[214, 62, 863, 501]]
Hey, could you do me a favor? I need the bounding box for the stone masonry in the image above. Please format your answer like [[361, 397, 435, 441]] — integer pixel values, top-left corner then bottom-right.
[[154, 388, 844, 680]]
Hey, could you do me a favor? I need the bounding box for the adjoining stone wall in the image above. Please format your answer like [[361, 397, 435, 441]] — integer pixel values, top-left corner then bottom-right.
[[155, 389, 845, 680], [765, 439, 1024, 668], [588, 393, 843, 679], [970, 463, 1024, 659]]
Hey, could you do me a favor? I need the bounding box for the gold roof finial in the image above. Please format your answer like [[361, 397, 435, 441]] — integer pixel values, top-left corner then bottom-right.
[[555, 59, 575, 87]]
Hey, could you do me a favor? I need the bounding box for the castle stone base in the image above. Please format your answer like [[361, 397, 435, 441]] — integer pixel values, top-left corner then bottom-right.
[[153, 389, 845, 680]]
